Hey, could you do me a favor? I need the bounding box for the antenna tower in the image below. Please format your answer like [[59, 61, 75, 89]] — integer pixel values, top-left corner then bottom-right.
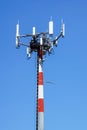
[[16, 18, 65, 130]]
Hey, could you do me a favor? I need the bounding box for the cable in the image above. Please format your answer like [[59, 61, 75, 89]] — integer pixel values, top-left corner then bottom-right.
[[36, 51, 39, 130]]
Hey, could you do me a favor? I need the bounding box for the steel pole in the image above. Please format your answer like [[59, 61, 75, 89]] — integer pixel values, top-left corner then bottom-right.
[[36, 50, 44, 130]]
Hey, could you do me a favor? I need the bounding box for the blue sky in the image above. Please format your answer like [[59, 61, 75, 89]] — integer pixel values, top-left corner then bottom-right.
[[0, 0, 87, 130]]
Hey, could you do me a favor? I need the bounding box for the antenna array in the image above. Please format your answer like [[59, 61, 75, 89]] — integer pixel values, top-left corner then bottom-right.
[[16, 19, 65, 58]]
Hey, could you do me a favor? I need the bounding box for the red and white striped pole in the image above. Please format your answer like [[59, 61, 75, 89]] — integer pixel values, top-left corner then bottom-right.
[[36, 50, 44, 130]]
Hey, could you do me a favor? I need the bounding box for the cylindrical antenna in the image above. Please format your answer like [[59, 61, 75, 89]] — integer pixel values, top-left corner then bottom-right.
[[32, 27, 36, 35], [26, 47, 31, 58], [40, 37, 43, 45], [62, 23, 65, 37], [49, 17, 53, 35], [16, 22, 19, 37], [61, 19, 65, 37], [16, 22, 20, 48]]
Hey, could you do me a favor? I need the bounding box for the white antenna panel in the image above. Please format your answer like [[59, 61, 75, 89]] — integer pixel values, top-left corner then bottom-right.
[[49, 20, 53, 35], [16, 23, 20, 48], [27, 47, 31, 58], [62, 23, 65, 37], [32, 27, 36, 35], [40, 37, 43, 45], [16, 23, 19, 37], [16, 37, 19, 48]]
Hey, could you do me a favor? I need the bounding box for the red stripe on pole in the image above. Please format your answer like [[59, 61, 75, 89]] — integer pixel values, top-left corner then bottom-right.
[[38, 99, 44, 112], [38, 72, 43, 85]]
